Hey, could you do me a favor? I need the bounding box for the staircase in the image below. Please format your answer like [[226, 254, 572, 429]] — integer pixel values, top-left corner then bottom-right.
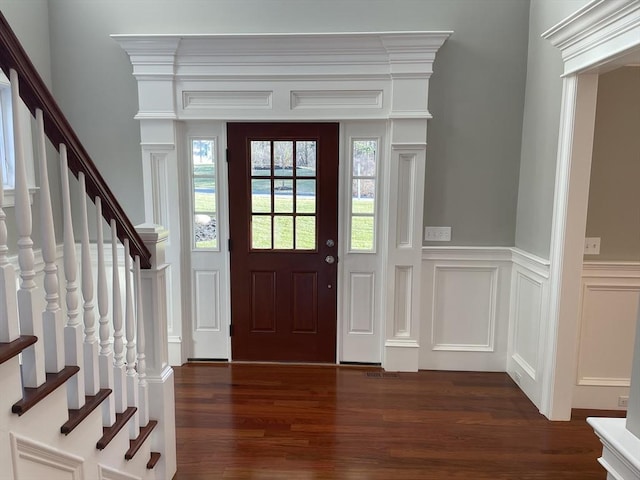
[[0, 12, 176, 480]]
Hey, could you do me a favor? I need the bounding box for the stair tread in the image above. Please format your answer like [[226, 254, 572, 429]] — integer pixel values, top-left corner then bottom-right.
[[12, 365, 80, 416], [147, 452, 161, 469], [96, 407, 137, 450], [125, 420, 158, 460], [0, 335, 37, 365], [61, 388, 112, 435]]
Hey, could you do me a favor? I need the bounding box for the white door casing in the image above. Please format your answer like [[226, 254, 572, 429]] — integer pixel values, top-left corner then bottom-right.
[[114, 32, 451, 370], [542, 0, 640, 420]]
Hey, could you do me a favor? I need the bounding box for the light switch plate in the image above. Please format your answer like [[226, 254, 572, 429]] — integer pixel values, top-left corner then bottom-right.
[[425, 226, 451, 242], [584, 237, 600, 255]]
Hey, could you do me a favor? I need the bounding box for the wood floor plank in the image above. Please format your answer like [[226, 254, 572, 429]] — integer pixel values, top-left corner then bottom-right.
[[173, 364, 623, 479]]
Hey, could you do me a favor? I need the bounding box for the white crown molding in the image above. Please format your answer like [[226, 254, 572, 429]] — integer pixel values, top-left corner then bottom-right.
[[113, 31, 452, 79], [542, 0, 640, 75]]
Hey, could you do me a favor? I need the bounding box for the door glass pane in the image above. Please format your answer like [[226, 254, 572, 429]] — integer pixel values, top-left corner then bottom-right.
[[352, 139, 377, 177], [274, 216, 294, 249], [351, 216, 374, 251], [274, 180, 293, 213], [251, 179, 271, 213], [251, 216, 272, 249], [194, 214, 217, 249], [274, 141, 293, 176], [296, 141, 316, 176], [295, 217, 316, 250], [251, 141, 271, 175], [352, 179, 375, 214], [246, 137, 322, 252], [296, 179, 316, 213]]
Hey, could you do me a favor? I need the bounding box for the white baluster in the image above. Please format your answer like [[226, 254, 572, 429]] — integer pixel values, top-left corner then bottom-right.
[[135, 255, 149, 427], [0, 88, 18, 344], [36, 109, 64, 373], [96, 198, 115, 426], [61, 144, 85, 409], [124, 239, 139, 438], [11, 69, 45, 387], [78, 172, 99, 395], [111, 220, 126, 414]]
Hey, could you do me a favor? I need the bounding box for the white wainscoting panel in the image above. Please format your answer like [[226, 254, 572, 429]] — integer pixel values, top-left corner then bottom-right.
[[191, 267, 228, 359], [420, 247, 512, 371], [393, 266, 413, 337], [511, 271, 543, 379], [10, 433, 84, 480], [395, 154, 416, 248], [150, 152, 169, 230], [348, 272, 375, 334], [572, 262, 640, 410], [432, 266, 497, 352], [290, 90, 383, 110], [194, 270, 220, 332], [508, 248, 550, 410], [183, 90, 273, 110]]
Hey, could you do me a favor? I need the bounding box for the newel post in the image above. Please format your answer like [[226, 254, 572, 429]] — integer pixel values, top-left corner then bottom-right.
[[135, 223, 176, 480]]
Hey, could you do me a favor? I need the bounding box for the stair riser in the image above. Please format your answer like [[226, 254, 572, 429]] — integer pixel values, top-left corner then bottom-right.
[[0, 357, 23, 411]]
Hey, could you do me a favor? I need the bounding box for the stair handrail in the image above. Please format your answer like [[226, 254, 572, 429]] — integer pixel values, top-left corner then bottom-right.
[[0, 11, 151, 268]]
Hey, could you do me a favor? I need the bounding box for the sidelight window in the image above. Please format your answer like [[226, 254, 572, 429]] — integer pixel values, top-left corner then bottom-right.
[[350, 139, 378, 252], [191, 138, 218, 249]]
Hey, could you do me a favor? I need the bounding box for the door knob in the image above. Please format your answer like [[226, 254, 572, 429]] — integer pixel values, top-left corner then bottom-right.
[[325, 255, 335, 264], [326, 239, 335, 247]]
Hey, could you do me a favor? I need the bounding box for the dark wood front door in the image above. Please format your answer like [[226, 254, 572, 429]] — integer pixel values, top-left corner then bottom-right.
[[227, 123, 339, 362]]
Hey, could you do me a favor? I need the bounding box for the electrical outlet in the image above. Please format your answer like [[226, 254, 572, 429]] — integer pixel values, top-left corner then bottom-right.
[[514, 372, 522, 385], [425, 226, 451, 242], [619, 396, 629, 408], [584, 237, 601, 255]]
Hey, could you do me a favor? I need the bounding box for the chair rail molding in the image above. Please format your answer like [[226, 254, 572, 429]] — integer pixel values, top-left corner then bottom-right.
[[114, 31, 451, 372]]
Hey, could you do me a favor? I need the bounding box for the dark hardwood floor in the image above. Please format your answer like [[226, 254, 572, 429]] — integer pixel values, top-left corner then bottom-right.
[[173, 363, 623, 479]]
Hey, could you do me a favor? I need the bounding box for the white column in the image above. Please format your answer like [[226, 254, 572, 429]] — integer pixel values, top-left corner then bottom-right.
[[136, 223, 176, 480], [11, 69, 45, 387], [60, 145, 84, 409], [35, 109, 65, 374], [124, 239, 140, 438], [135, 255, 149, 427], [0, 99, 18, 344], [96, 198, 116, 426], [111, 220, 127, 414], [382, 118, 428, 372], [79, 172, 100, 395]]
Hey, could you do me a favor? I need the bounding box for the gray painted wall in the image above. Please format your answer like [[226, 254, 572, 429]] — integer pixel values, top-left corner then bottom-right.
[[43, 0, 530, 244], [0, 0, 64, 249], [585, 67, 640, 261], [514, 0, 591, 259], [0, 0, 52, 87]]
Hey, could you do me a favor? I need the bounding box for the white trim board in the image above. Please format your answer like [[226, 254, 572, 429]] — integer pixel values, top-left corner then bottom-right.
[[116, 32, 451, 372], [543, 0, 640, 421]]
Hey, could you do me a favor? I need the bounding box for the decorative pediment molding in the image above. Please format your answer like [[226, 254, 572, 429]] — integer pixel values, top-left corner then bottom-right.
[[542, 0, 640, 75], [113, 31, 451, 120], [113, 32, 451, 77]]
